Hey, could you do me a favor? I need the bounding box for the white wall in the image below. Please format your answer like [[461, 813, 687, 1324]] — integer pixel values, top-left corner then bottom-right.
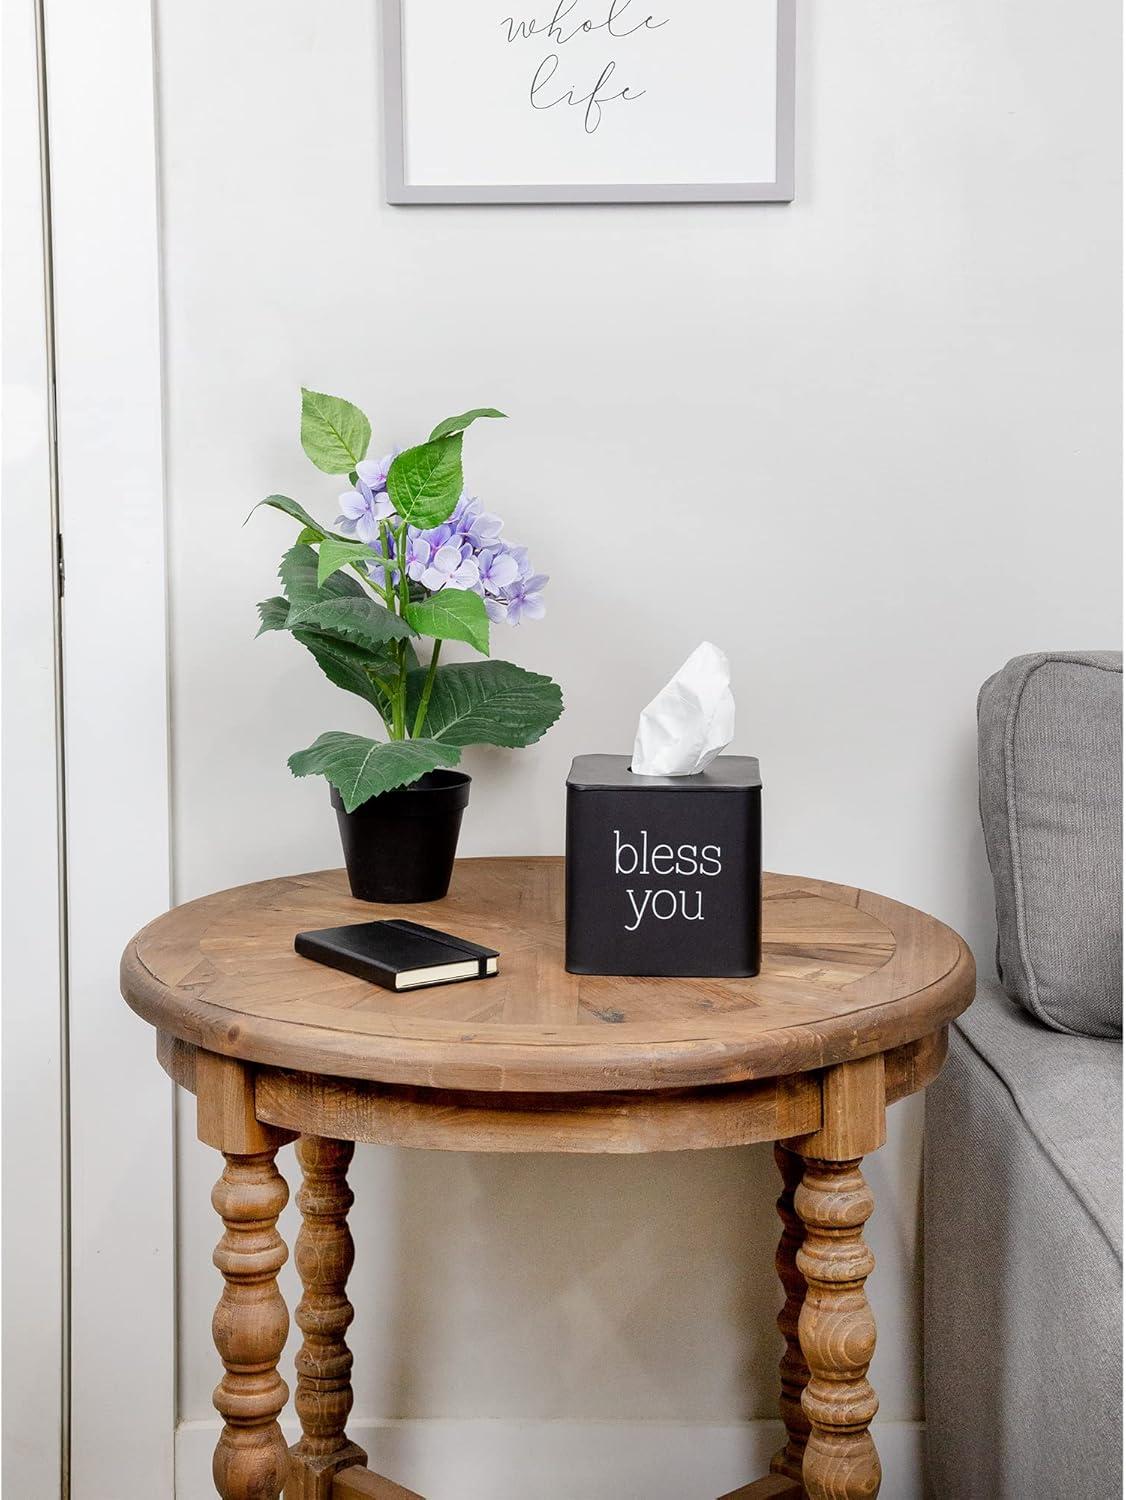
[[154, 2, 1122, 1495]]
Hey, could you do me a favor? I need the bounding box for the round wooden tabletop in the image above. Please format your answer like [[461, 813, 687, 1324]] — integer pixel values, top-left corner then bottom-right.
[[121, 858, 974, 1095]]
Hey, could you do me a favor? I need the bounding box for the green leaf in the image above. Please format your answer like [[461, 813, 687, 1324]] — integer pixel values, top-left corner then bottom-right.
[[407, 660, 563, 747], [279, 544, 367, 606], [255, 596, 290, 636], [404, 588, 489, 655], [291, 628, 395, 717], [278, 544, 412, 651], [287, 596, 415, 651], [317, 536, 379, 587], [248, 494, 332, 541], [300, 388, 371, 474], [288, 732, 461, 813], [290, 625, 417, 720], [428, 407, 507, 442], [386, 434, 463, 528]]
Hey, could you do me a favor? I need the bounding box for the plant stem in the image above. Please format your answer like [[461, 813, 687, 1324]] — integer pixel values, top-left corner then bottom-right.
[[389, 645, 405, 739], [394, 523, 411, 739], [412, 639, 442, 739], [384, 646, 400, 740], [396, 523, 410, 616], [376, 521, 396, 606]]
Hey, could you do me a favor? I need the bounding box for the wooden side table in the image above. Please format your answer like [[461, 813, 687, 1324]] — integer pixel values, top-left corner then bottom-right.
[[120, 859, 974, 1500]]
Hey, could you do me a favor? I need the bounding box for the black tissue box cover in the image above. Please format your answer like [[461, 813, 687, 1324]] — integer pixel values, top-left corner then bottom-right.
[[565, 754, 762, 978]]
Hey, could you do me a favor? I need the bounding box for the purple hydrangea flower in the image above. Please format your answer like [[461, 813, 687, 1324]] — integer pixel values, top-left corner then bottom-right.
[[476, 545, 521, 598], [479, 541, 547, 622], [364, 545, 394, 588], [466, 507, 503, 549], [501, 572, 548, 624], [403, 531, 433, 583], [506, 545, 532, 580], [420, 542, 481, 593], [443, 491, 503, 551], [336, 451, 398, 546], [444, 491, 472, 531], [365, 528, 445, 592], [358, 452, 397, 491]]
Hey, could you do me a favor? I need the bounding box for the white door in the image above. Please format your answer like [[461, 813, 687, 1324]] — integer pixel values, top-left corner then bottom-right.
[[4, 1, 176, 1494], [2, 0, 65, 1489]]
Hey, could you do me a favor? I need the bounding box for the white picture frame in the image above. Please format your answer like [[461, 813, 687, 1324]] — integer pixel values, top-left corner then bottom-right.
[[383, 0, 796, 204]]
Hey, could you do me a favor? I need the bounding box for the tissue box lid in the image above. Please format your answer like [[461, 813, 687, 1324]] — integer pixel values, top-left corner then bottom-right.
[[567, 754, 761, 791]]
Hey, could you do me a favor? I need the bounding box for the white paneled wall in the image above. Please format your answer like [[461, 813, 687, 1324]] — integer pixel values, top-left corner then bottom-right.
[[152, 2, 1122, 1495]]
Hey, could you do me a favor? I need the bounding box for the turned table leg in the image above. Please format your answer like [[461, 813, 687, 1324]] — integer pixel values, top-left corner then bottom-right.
[[211, 1148, 292, 1500], [770, 1144, 811, 1485], [196, 1051, 297, 1500], [795, 1157, 879, 1500], [787, 1054, 886, 1500], [286, 1137, 368, 1499]]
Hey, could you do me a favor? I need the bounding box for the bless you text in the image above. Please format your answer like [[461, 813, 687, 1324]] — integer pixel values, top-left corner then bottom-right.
[[614, 829, 723, 932]]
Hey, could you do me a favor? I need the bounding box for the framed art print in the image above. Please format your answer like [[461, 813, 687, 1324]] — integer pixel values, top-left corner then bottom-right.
[[383, 0, 796, 204]]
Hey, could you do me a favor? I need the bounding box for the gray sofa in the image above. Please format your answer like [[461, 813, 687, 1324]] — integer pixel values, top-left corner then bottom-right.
[[924, 652, 1123, 1500]]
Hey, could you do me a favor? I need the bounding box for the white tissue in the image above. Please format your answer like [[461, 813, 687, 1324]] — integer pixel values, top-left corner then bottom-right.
[[630, 642, 736, 777]]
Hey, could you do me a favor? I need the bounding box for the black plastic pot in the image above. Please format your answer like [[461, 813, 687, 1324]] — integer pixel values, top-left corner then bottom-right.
[[331, 771, 471, 903]]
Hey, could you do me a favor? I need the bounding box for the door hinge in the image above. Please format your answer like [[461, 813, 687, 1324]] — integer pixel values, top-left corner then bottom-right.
[[57, 532, 65, 596]]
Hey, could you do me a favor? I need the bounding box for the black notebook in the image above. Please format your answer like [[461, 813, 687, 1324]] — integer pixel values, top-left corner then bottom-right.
[[294, 918, 499, 992]]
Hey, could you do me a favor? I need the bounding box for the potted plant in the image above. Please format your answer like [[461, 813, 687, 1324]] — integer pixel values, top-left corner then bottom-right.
[[254, 389, 563, 902]]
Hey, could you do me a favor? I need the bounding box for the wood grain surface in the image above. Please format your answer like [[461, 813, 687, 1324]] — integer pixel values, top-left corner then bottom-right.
[[332, 1468, 424, 1500], [121, 860, 973, 1094], [209, 1148, 291, 1500], [770, 1144, 811, 1483], [286, 1138, 368, 1499], [719, 1478, 804, 1500], [796, 1158, 881, 1500]]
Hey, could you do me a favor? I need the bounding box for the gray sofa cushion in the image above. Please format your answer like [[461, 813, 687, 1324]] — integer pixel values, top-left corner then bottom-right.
[[924, 982, 1122, 1500], [956, 980, 1121, 1256], [978, 651, 1122, 1037]]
